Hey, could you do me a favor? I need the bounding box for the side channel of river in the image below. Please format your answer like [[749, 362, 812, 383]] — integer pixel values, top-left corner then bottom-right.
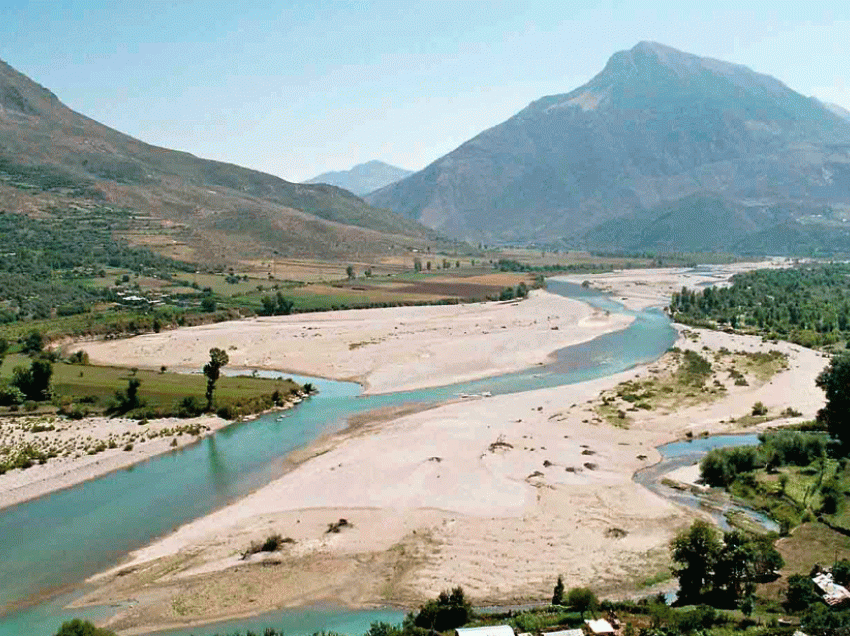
[[0, 279, 683, 636], [635, 434, 779, 534]]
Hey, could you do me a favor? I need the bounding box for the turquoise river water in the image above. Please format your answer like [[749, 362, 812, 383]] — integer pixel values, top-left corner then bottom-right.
[[0, 280, 680, 636]]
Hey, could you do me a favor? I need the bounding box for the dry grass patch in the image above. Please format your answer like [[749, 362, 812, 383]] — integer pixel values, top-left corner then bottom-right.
[[759, 522, 850, 603]]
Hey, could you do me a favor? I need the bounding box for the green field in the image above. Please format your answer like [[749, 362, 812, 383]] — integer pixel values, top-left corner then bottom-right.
[[0, 353, 300, 415]]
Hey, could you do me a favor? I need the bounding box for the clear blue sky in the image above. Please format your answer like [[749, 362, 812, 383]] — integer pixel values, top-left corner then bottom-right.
[[1, 1, 848, 182]]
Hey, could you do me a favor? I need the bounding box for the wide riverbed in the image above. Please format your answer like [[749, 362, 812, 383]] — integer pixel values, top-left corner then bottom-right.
[[0, 280, 678, 636]]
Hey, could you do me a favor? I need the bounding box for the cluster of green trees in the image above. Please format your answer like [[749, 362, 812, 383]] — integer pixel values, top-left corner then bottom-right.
[[670, 264, 850, 347], [698, 429, 847, 533], [551, 578, 598, 617], [495, 282, 529, 301], [495, 258, 618, 274], [671, 520, 784, 608], [53, 619, 116, 636], [0, 156, 99, 197], [816, 351, 850, 451], [784, 570, 850, 633], [0, 210, 188, 275], [700, 430, 831, 488], [0, 332, 54, 406], [260, 291, 294, 316]]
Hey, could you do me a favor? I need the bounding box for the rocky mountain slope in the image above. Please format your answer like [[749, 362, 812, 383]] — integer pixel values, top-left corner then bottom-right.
[[0, 59, 440, 265], [367, 42, 850, 254], [305, 160, 412, 196]]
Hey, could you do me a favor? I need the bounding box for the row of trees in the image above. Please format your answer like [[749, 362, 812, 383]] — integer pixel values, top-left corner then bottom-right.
[[816, 351, 850, 452], [260, 291, 294, 316], [412, 258, 464, 273], [107, 348, 229, 417]]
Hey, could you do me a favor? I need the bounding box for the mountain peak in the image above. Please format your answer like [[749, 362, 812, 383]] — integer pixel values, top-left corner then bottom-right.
[[305, 161, 412, 196], [368, 42, 850, 246], [600, 41, 745, 81]]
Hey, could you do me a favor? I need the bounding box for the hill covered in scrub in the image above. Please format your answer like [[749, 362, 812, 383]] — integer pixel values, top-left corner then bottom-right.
[[0, 59, 443, 266]]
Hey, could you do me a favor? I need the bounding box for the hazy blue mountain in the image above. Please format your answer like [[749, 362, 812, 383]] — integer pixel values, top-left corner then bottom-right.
[[368, 42, 850, 254], [825, 101, 850, 121], [305, 160, 413, 196]]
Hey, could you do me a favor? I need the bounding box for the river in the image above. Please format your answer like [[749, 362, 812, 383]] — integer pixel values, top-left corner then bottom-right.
[[0, 280, 681, 636]]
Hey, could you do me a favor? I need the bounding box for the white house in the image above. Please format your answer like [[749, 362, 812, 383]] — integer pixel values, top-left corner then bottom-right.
[[456, 626, 515, 636], [583, 619, 615, 636]]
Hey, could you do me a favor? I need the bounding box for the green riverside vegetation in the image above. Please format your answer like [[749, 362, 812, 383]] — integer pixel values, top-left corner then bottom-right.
[[670, 263, 850, 349]]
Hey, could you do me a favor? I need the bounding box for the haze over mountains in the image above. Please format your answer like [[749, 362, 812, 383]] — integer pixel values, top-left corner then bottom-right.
[[825, 102, 850, 121], [0, 59, 440, 265], [368, 42, 850, 255], [305, 160, 412, 196]]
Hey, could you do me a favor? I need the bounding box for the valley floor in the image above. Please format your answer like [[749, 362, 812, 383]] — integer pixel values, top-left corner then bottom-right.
[[60, 265, 828, 635], [0, 290, 626, 513]]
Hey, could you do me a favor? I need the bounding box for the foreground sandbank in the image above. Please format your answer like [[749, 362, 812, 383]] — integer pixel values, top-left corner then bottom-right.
[[80, 290, 633, 395], [81, 319, 828, 634]]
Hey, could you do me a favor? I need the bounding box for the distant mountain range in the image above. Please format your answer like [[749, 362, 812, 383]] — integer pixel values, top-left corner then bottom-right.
[[368, 42, 850, 255], [305, 160, 412, 196], [0, 60, 440, 265]]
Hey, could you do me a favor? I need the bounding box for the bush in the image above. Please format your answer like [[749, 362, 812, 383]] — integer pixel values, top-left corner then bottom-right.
[[566, 587, 598, 618], [216, 404, 238, 420], [700, 446, 759, 487], [759, 430, 828, 466], [176, 395, 204, 418], [785, 573, 820, 612], [752, 401, 768, 416], [241, 533, 294, 558], [0, 380, 25, 406], [412, 587, 472, 632], [22, 329, 44, 354], [68, 350, 90, 365]]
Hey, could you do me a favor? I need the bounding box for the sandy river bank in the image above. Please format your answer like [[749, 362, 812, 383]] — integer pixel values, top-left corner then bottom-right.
[[80, 289, 633, 395], [63, 266, 829, 635]]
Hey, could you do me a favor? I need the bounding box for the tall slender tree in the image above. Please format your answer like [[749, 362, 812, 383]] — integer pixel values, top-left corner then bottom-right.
[[203, 348, 229, 410]]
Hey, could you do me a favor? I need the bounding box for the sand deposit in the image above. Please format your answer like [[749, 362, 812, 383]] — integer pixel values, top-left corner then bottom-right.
[[80, 290, 633, 394]]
